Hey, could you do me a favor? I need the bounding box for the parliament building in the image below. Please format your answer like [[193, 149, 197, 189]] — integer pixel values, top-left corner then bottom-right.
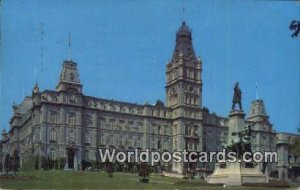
[[0, 22, 299, 179]]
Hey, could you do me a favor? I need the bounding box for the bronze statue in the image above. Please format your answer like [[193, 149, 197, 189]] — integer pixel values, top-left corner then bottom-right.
[[240, 125, 252, 154], [231, 82, 242, 111], [226, 125, 252, 159]]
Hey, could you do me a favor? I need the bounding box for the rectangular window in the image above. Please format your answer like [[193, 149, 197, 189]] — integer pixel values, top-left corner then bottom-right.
[[68, 131, 75, 144], [151, 127, 155, 134], [118, 136, 123, 146], [85, 132, 90, 144], [50, 111, 58, 123], [68, 113, 76, 125], [84, 151, 89, 161], [163, 126, 167, 135], [134, 138, 140, 147], [152, 139, 156, 149], [49, 130, 56, 142], [138, 109, 143, 115], [100, 136, 104, 145], [104, 123, 111, 129], [189, 70, 194, 79]]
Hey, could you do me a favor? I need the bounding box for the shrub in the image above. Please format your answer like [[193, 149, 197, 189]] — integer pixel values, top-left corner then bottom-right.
[[174, 181, 222, 186], [20, 157, 38, 172], [242, 179, 290, 188]]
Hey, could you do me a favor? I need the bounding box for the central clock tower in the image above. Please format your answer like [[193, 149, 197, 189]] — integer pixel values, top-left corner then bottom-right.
[[166, 22, 202, 109], [166, 22, 203, 174]]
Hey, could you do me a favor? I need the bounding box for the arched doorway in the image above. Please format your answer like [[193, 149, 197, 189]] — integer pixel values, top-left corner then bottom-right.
[[67, 149, 75, 169]]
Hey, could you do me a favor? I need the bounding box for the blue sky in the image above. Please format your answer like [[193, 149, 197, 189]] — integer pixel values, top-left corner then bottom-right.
[[0, 0, 299, 133]]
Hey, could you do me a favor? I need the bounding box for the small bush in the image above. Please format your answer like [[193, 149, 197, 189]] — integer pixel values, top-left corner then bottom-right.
[[139, 178, 149, 183], [174, 181, 222, 186], [20, 158, 37, 172], [242, 179, 290, 188]]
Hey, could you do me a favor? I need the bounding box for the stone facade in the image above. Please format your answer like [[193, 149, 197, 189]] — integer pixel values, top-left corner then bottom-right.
[[276, 132, 300, 180], [0, 22, 299, 178]]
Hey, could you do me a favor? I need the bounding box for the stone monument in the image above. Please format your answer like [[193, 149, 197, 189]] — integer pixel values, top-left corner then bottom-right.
[[207, 82, 267, 185]]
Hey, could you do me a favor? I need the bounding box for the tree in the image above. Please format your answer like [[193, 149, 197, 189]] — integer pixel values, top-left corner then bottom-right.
[[4, 154, 10, 175], [105, 160, 114, 177], [138, 162, 150, 183], [11, 150, 20, 174]]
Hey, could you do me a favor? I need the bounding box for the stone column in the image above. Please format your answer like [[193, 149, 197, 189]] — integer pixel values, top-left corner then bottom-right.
[[276, 134, 289, 180]]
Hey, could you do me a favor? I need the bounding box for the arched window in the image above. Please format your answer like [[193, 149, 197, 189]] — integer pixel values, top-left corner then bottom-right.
[[70, 72, 75, 81], [49, 148, 56, 161]]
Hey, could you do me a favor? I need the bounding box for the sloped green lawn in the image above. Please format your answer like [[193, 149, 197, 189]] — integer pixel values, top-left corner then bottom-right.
[[0, 171, 294, 190]]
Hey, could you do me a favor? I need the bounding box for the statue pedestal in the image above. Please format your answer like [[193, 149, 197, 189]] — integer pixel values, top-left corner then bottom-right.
[[207, 162, 267, 186], [227, 110, 245, 145], [207, 109, 267, 185]]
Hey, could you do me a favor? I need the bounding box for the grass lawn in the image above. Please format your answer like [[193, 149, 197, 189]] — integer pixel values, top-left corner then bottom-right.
[[0, 171, 296, 190]]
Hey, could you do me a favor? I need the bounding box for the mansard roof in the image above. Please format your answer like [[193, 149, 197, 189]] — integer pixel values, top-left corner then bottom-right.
[[14, 96, 33, 114]]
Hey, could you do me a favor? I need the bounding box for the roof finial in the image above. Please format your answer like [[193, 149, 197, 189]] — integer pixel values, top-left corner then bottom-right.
[[68, 32, 71, 61], [33, 81, 39, 94], [255, 82, 259, 100], [34, 81, 39, 89]]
